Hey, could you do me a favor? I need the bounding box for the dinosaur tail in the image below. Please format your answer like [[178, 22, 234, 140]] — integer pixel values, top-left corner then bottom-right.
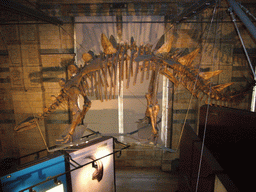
[[14, 90, 68, 132], [198, 76, 254, 106], [225, 78, 255, 103], [163, 58, 254, 106]]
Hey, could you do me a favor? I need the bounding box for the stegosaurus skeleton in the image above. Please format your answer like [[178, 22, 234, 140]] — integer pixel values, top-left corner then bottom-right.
[[14, 34, 253, 143]]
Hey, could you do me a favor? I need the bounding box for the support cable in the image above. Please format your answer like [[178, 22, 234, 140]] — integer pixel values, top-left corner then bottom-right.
[[60, 25, 88, 54], [195, 98, 211, 192], [175, 0, 219, 152], [195, 1, 220, 191]]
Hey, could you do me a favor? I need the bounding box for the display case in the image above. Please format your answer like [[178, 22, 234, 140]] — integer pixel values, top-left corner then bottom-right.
[[0, 136, 120, 192], [0, 154, 67, 192], [67, 137, 115, 192]]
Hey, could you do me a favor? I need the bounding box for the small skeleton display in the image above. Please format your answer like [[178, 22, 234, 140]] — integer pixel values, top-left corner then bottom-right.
[[14, 34, 253, 143]]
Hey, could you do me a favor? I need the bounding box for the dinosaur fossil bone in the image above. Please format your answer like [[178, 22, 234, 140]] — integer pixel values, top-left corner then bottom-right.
[[14, 33, 253, 144]]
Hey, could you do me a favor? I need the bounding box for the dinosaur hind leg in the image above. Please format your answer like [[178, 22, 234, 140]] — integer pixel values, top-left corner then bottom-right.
[[147, 103, 160, 136], [144, 68, 160, 142]]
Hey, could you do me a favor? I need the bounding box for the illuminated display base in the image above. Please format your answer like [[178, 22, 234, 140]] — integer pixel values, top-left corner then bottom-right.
[[67, 137, 115, 192], [46, 184, 64, 192]]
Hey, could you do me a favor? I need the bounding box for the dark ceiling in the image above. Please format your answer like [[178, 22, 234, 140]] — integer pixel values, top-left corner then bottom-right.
[[0, 0, 255, 25]]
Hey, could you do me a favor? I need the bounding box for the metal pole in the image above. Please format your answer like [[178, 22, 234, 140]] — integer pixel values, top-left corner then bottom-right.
[[228, 7, 256, 112], [227, 0, 256, 40]]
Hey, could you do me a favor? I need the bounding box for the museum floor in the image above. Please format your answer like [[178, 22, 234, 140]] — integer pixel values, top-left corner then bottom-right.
[[115, 167, 179, 192]]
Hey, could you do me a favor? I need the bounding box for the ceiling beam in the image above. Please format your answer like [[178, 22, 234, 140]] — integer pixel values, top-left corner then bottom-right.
[[0, 0, 63, 25]]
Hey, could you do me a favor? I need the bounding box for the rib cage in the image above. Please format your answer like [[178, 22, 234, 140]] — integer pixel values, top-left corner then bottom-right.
[[76, 35, 253, 106]]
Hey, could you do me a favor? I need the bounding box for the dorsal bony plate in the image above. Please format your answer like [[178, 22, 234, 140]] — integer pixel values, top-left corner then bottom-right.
[[101, 34, 117, 55], [155, 35, 174, 54], [199, 70, 223, 80], [178, 48, 200, 66]]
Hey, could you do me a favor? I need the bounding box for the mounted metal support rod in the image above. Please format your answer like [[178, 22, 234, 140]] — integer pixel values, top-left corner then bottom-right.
[[227, 0, 256, 40], [228, 8, 256, 79], [228, 5, 256, 112]]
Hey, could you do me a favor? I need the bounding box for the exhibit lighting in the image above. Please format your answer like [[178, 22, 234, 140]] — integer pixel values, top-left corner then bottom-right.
[[95, 145, 112, 167]]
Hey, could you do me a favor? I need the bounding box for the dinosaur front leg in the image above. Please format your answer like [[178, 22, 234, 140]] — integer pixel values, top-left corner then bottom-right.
[[59, 96, 91, 143]]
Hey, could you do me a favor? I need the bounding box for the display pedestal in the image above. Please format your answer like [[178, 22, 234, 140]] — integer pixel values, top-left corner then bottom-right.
[[67, 137, 115, 192], [0, 136, 120, 192]]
